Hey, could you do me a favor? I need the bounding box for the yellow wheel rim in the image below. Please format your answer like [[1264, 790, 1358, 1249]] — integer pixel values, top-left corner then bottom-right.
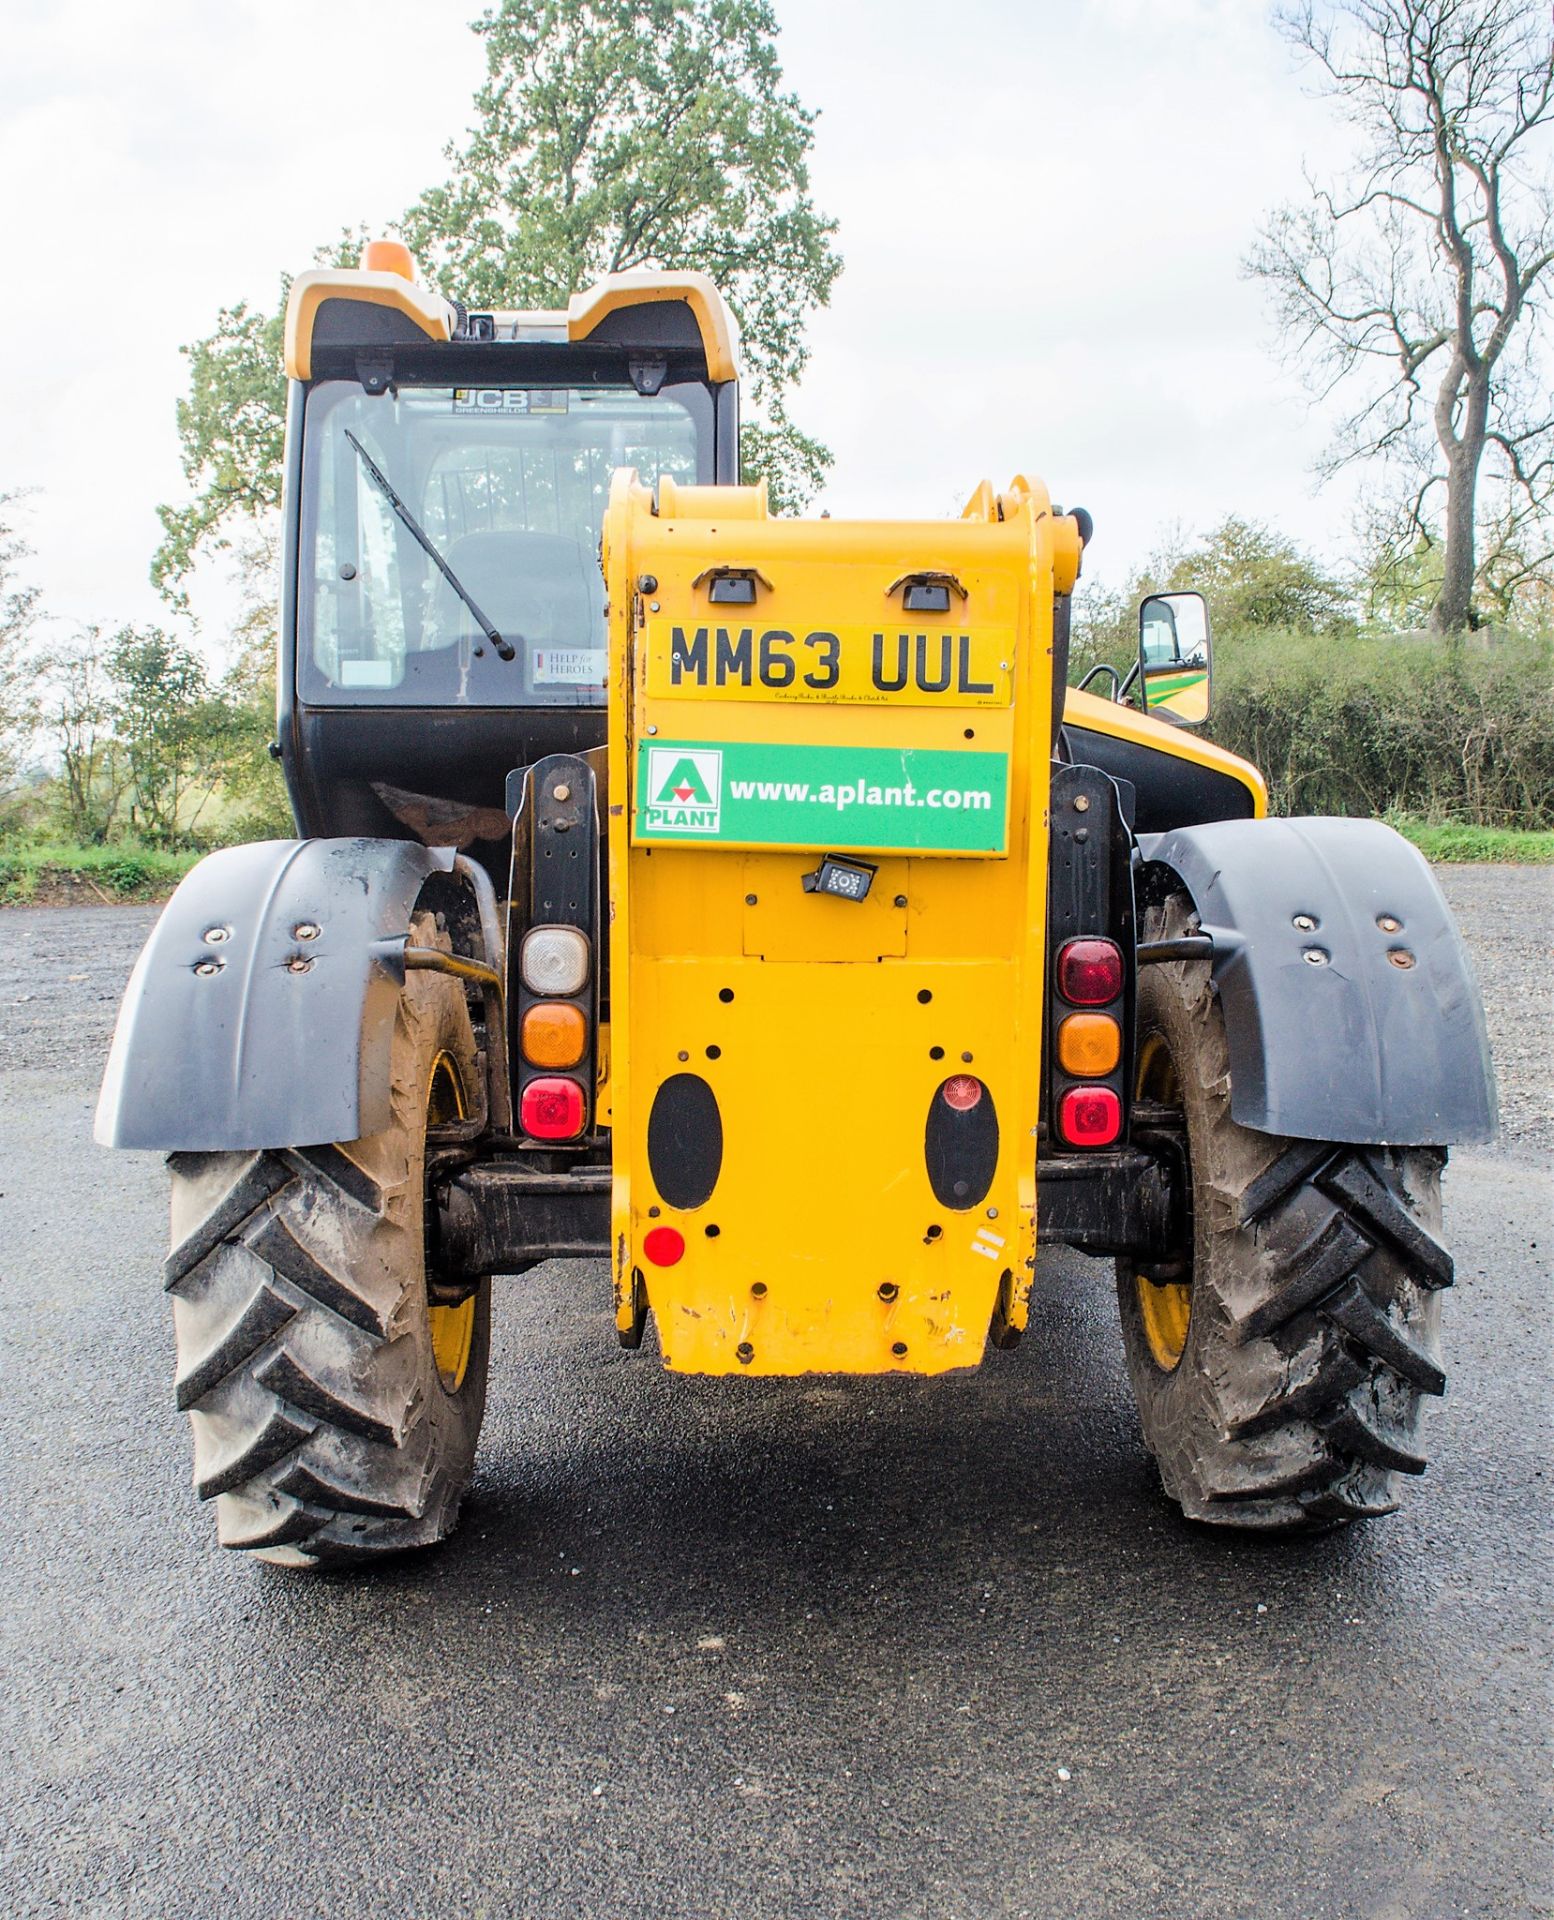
[[426, 1049, 476, 1392], [1134, 1032, 1192, 1372]]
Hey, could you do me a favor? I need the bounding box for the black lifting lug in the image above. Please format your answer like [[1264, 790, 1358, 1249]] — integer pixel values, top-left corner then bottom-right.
[[802, 856, 876, 903]]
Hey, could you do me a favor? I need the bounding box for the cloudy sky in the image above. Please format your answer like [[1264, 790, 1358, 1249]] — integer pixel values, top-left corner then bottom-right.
[[3, 0, 1365, 644]]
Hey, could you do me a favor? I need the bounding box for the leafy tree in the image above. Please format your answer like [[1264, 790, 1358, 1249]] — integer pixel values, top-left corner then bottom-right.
[[1071, 517, 1354, 686], [43, 629, 128, 844], [215, 547, 296, 840], [153, 0, 839, 595], [402, 0, 839, 511], [1249, 0, 1554, 631], [1167, 517, 1354, 636], [152, 302, 288, 607], [0, 492, 40, 797], [107, 628, 239, 846]]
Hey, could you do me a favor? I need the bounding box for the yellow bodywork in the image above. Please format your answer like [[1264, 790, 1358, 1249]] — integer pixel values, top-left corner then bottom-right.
[[602, 473, 1081, 1376], [1061, 685, 1269, 816]]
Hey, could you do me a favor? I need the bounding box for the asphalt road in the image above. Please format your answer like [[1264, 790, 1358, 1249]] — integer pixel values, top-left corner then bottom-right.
[[1, 871, 1549, 1920]]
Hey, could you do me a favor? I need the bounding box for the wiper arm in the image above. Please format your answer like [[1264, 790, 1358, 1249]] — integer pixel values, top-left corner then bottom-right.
[[343, 429, 515, 662]]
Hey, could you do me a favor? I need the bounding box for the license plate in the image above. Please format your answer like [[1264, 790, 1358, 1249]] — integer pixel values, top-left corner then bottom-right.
[[643, 620, 1013, 708]]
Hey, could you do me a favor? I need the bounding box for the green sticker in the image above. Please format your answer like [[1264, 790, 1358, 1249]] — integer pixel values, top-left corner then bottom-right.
[[634, 740, 1008, 852]]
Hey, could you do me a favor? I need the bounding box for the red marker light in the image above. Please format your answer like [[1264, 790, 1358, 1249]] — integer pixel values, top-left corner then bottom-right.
[[941, 1075, 984, 1111], [1058, 1084, 1122, 1148], [1057, 938, 1124, 1006], [519, 1076, 585, 1140], [643, 1226, 685, 1266]]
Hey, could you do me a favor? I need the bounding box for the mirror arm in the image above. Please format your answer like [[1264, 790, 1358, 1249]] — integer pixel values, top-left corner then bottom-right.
[[1118, 659, 1141, 705]]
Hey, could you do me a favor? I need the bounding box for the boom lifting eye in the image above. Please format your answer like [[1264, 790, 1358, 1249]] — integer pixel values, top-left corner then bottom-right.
[[887, 570, 969, 614], [691, 565, 772, 605]]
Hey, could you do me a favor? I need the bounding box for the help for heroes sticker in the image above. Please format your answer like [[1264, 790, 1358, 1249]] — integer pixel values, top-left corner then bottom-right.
[[531, 647, 606, 686]]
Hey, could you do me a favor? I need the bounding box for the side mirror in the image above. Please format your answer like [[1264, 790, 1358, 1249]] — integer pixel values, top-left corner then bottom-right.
[[1138, 590, 1211, 726]]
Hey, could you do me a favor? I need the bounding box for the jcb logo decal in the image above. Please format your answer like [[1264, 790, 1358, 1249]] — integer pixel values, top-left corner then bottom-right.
[[644, 747, 723, 834]]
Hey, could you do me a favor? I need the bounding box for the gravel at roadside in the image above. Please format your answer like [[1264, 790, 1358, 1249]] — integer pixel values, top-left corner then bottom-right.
[[1434, 865, 1553, 1159]]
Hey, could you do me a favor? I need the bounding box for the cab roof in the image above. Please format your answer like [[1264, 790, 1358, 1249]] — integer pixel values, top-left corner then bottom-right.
[[284, 251, 740, 385]]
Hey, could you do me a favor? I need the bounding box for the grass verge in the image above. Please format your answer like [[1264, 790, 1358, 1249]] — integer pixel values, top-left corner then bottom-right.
[[1386, 816, 1554, 865], [0, 843, 202, 905]]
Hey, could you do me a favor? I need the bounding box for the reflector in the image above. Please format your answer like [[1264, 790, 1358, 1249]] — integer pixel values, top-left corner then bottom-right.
[[643, 1226, 686, 1266], [941, 1074, 983, 1111]]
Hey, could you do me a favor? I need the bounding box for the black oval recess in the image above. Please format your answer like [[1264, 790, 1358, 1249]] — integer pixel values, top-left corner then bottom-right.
[[647, 1073, 724, 1210], [924, 1080, 999, 1210]]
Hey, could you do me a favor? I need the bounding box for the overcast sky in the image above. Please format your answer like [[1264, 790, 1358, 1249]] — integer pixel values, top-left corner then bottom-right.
[[3, 0, 1366, 645]]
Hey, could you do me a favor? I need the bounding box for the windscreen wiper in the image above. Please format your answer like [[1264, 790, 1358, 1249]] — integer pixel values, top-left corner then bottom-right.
[[343, 429, 516, 661]]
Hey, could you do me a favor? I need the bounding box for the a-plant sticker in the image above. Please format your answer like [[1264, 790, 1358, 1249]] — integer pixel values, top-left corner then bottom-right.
[[633, 740, 1008, 853], [643, 746, 724, 834]]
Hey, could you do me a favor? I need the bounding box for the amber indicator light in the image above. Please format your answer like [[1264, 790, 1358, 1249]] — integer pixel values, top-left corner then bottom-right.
[[1056, 1012, 1121, 1078], [521, 1001, 587, 1069]]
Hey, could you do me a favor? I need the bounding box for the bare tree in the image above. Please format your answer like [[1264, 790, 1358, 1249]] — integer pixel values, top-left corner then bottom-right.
[[1250, 0, 1554, 629]]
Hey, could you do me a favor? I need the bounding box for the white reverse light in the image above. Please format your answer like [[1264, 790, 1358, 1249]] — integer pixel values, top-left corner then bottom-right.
[[521, 925, 590, 997]]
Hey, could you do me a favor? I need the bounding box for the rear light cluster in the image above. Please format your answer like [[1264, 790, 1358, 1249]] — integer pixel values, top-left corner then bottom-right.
[[1053, 937, 1125, 1148], [516, 925, 592, 1140]]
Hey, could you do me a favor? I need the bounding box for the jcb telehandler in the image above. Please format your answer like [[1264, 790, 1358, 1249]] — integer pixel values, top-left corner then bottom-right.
[[99, 244, 1496, 1566]]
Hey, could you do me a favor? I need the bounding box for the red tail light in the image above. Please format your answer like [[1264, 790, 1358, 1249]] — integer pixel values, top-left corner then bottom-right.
[[1058, 1084, 1122, 1148], [1057, 937, 1123, 1006], [643, 1226, 685, 1266], [519, 1076, 585, 1140]]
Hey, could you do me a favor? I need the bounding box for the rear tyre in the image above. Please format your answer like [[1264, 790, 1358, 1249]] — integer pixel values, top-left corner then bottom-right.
[[1116, 899, 1453, 1530], [164, 921, 490, 1568]]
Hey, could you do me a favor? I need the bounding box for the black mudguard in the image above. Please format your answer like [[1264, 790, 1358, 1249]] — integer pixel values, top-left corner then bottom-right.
[[1139, 816, 1496, 1146], [96, 838, 456, 1151]]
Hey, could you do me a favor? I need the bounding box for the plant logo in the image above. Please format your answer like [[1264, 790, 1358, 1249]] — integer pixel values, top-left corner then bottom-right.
[[644, 746, 723, 834]]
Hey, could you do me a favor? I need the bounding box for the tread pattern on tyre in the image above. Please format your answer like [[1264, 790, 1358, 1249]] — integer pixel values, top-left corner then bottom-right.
[[163, 939, 488, 1566], [1116, 898, 1452, 1531]]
